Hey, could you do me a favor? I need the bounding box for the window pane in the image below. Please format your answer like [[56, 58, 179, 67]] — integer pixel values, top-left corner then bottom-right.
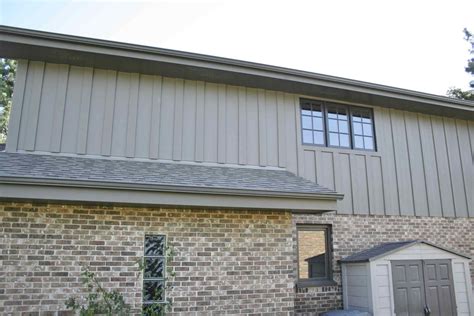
[[298, 229, 327, 279], [145, 257, 164, 278], [364, 137, 374, 150], [354, 136, 364, 149], [338, 113, 347, 121], [303, 130, 313, 144], [313, 117, 323, 130], [145, 235, 165, 256], [301, 103, 312, 116], [328, 119, 338, 132], [313, 131, 324, 145], [329, 133, 339, 146], [353, 122, 362, 135], [340, 134, 350, 147], [339, 120, 348, 133], [352, 115, 362, 122], [362, 116, 372, 123], [143, 304, 163, 316], [312, 108, 323, 117], [363, 123, 372, 136], [143, 280, 164, 302], [327, 110, 338, 119], [302, 116, 312, 129]]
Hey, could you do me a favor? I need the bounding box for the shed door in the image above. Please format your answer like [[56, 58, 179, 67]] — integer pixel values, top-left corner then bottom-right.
[[392, 261, 426, 316], [391, 260, 456, 316], [422, 260, 456, 316]]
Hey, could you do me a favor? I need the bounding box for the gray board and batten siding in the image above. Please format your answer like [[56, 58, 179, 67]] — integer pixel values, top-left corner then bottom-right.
[[6, 60, 474, 218]]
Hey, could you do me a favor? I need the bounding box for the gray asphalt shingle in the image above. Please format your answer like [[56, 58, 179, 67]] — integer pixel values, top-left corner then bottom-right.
[[0, 152, 338, 197], [340, 240, 471, 262]]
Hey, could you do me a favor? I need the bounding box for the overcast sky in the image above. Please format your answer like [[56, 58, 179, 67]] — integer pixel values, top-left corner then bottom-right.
[[1, 0, 473, 96]]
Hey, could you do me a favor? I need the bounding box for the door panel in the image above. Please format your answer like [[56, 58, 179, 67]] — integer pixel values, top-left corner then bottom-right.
[[391, 260, 457, 316], [391, 261, 425, 316], [422, 260, 456, 316]]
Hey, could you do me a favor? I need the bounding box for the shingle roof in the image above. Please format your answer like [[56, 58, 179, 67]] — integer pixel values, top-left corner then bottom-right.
[[0, 152, 341, 198], [340, 240, 470, 263]]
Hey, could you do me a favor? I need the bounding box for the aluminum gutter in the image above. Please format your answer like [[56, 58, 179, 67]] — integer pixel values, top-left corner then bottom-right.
[[0, 182, 341, 212], [1, 25, 473, 119], [0, 176, 344, 200]]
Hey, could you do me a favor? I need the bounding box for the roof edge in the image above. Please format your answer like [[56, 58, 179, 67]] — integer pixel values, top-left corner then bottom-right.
[[1, 25, 473, 118], [340, 240, 471, 263], [0, 176, 344, 201]]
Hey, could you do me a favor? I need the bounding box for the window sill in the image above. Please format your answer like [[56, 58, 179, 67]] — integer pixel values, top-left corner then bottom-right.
[[296, 279, 338, 288]]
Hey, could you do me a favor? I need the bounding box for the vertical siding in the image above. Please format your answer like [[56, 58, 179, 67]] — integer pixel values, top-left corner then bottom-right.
[[134, 75, 154, 158], [181, 80, 197, 161], [10, 61, 473, 218]]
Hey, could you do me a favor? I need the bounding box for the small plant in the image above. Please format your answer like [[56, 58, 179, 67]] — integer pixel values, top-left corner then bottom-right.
[[66, 245, 176, 316], [138, 245, 176, 316], [65, 267, 130, 315]]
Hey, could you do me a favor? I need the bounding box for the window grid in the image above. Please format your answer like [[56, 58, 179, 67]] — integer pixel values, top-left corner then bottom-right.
[[300, 99, 376, 151], [143, 235, 166, 307], [301, 100, 325, 146], [326, 105, 350, 148], [351, 108, 375, 150]]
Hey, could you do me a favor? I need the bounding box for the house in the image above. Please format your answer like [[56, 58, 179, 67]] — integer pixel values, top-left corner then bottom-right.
[[0, 25, 473, 315]]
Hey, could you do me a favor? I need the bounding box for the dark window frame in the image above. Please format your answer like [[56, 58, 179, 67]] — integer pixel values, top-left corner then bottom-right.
[[296, 225, 336, 288], [143, 234, 167, 307], [300, 98, 377, 151]]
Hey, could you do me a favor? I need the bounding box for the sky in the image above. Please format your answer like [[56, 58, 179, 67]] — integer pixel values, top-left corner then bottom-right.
[[1, 0, 473, 96]]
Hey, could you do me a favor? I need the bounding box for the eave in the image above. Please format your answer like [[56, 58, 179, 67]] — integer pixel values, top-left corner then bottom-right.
[[0, 25, 473, 120]]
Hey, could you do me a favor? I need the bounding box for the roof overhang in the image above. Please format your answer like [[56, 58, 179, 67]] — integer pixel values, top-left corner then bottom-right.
[[0, 152, 342, 212], [0, 181, 339, 212], [1, 25, 473, 120]]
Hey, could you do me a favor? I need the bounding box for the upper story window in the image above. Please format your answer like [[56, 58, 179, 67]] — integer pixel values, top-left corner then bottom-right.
[[300, 99, 376, 151]]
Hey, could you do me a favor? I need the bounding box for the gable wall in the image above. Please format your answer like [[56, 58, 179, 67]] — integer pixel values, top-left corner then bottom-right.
[[7, 60, 474, 217]]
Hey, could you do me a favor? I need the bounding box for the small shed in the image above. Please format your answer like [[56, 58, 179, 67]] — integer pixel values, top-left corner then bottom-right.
[[340, 240, 473, 316]]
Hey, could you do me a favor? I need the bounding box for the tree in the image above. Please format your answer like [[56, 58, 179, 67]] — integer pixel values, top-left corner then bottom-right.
[[447, 28, 474, 101], [0, 59, 17, 143]]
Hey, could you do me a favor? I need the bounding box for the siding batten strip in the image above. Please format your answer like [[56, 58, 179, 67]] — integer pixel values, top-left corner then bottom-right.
[[125, 73, 140, 158], [50, 64, 70, 153], [24, 61, 45, 151], [194, 81, 205, 162], [276, 92, 287, 168], [100, 70, 117, 156], [257, 89, 267, 166], [455, 120, 474, 217], [149, 76, 163, 159], [76, 67, 93, 155], [217, 84, 227, 163], [238, 87, 247, 165], [172, 79, 184, 161], [6, 59, 28, 152]]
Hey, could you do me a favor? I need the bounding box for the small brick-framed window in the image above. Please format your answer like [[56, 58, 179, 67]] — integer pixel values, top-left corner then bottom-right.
[[143, 234, 166, 312], [300, 98, 376, 151], [296, 225, 335, 287]]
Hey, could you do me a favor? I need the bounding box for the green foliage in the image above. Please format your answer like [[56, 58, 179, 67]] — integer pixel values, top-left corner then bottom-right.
[[139, 245, 176, 316], [65, 267, 131, 316], [447, 28, 474, 101], [66, 245, 176, 316], [446, 87, 474, 101], [463, 28, 473, 75], [0, 59, 16, 143]]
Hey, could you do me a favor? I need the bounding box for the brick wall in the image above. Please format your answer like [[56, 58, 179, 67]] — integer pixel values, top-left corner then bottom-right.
[[0, 202, 294, 315], [293, 212, 474, 315], [0, 201, 472, 315]]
